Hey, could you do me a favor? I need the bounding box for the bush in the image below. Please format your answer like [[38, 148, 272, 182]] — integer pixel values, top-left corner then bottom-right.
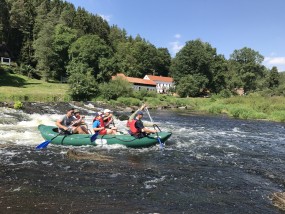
[[116, 97, 141, 106], [100, 77, 133, 100], [269, 111, 285, 122], [207, 104, 225, 114], [14, 101, 23, 109], [218, 89, 233, 98]]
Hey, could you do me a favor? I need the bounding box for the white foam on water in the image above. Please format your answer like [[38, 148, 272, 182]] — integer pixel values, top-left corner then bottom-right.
[[144, 175, 166, 189]]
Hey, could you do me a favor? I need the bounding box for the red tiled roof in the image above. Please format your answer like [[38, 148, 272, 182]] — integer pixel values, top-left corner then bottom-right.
[[144, 75, 173, 83], [112, 73, 156, 86]]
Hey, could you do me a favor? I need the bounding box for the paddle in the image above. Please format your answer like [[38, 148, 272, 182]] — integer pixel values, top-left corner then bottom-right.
[[145, 107, 164, 149], [36, 133, 61, 149], [156, 131, 164, 149], [90, 131, 99, 142]]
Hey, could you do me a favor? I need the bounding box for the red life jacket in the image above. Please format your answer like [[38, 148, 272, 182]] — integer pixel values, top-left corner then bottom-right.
[[93, 117, 105, 127], [104, 117, 112, 127], [129, 119, 139, 134], [93, 117, 107, 135]]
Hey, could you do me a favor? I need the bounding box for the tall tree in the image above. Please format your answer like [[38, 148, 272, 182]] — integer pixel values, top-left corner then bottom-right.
[[59, 3, 76, 27], [52, 24, 78, 79], [268, 66, 280, 89], [229, 47, 266, 92], [72, 7, 91, 36], [8, 0, 36, 61], [68, 34, 112, 82], [115, 38, 165, 78], [33, 22, 56, 81], [153, 48, 171, 76], [0, 0, 10, 44], [89, 15, 110, 43], [108, 25, 128, 51], [170, 39, 218, 96]]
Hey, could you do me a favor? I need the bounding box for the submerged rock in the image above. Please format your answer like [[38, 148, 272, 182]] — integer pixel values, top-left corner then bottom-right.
[[66, 149, 113, 162], [269, 192, 285, 211]]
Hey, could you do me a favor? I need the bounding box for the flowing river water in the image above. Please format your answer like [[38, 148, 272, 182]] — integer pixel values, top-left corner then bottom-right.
[[1, 104, 285, 213]]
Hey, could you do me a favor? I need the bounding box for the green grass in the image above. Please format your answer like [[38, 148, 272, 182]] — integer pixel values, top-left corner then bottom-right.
[[0, 68, 69, 102], [2, 66, 285, 123]]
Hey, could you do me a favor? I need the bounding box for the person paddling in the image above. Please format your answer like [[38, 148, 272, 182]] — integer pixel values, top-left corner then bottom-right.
[[56, 108, 87, 134], [102, 109, 117, 131], [128, 110, 157, 138], [73, 109, 89, 134], [92, 112, 117, 135]]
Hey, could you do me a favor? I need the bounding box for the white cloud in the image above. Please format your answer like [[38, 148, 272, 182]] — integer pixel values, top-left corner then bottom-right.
[[264, 57, 285, 65], [169, 41, 184, 56], [169, 34, 184, 56], [174, 34, 181, 39], [264, 56, 285, 71], [99, 14, 111, 22]]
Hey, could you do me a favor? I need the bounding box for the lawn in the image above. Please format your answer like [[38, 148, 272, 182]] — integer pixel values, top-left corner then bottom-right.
[[0, 69, 69, 102]]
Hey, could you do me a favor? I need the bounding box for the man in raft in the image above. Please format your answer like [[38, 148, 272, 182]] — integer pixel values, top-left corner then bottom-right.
[[128, 110, 157, 138], [56, 108, 88, 134]]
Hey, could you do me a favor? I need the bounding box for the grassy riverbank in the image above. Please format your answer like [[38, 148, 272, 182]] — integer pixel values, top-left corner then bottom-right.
[[1, 68, 285, 122], [0, 68, 69, 102]]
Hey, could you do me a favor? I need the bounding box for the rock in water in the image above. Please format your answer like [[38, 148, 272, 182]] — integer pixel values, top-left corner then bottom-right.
[[269, 192, 285, 211], [66, 149, 113, 162]]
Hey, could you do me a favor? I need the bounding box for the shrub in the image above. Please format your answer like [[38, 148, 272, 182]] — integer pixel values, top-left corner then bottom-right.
[[14, 101, 23, 109], [99, 77, 133, 100], [207, 104, 225, 114], [269, 111, 285, 122], [116, 97, 141, 106]]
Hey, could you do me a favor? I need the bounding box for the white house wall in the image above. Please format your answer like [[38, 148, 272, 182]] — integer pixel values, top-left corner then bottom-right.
[[156, 81, 173, 93], [132, 85, 156, 91]]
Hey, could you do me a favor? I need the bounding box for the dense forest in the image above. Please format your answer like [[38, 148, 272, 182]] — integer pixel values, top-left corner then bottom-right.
[[1, 0, 285, 100]]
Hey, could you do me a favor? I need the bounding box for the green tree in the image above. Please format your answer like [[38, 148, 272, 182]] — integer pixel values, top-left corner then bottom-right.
[[154, 48, 171, 76], [67, 61, 99, 101], [210, 54, 228, 93], [176, 74, 208, 97], [115, 38, 166, 78], [8, 0, 36, 62], [108, 25, 128, 51], [59, 3, 76, 27], [72, 7, 90, 36], [33, 0, 50, 38], [68, 34, 113, 82], [0, 0, 10, 44], [89, 15, 110, 43], [52, 24, 77, 79], [33, 22, 56, 81], [268, 66, 280, 89], [229, 47, 266, 92], [170, 39, 218, 96]]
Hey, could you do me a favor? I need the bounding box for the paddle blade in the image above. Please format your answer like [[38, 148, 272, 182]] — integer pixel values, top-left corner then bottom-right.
[[36, 140, 51, 149], [90, 132, 99, 142], [158, 137, 164, 149]]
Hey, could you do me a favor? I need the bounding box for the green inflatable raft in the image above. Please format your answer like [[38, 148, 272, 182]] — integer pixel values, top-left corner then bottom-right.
[[38, 124, 172, 148]]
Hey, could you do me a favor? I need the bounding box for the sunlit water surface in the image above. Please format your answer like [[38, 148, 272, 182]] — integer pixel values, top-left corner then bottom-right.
[[1, 106, 285, 213]]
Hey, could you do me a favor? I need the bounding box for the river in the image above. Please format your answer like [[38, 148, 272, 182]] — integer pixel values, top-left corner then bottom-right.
[[0, 104, 285, 213]]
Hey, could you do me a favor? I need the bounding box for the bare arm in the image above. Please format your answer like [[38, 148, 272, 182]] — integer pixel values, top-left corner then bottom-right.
[[56, 119, 68, 131]]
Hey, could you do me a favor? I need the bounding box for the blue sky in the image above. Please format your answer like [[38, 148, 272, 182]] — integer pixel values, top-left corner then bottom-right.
[[67, 0, 285, 71]]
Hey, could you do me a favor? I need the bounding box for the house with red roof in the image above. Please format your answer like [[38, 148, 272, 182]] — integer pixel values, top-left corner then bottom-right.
[[112, 73, 157, 92], [143, 75, 174, 94]]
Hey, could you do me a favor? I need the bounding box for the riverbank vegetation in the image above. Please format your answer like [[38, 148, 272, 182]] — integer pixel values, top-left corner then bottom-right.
[[1, 0, 285, 122], [1, 0, 285, 101], [2, 67, 285, 122]]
